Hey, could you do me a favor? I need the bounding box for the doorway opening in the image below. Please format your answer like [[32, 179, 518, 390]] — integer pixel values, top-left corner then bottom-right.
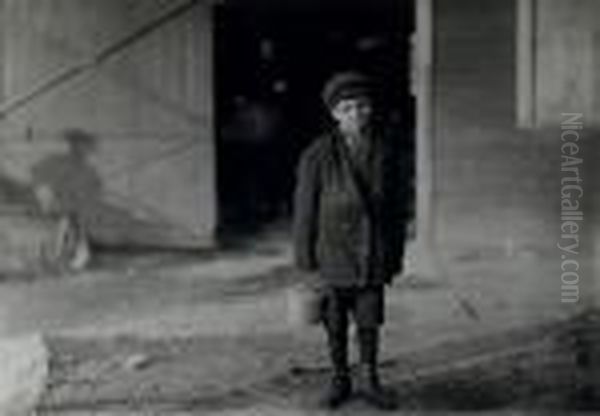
[[214, 0, 415, 239]]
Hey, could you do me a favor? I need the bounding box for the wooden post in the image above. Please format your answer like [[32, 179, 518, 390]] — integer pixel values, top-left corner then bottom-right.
[[516, 0, 536, 128], [415, 0, 437, 276]]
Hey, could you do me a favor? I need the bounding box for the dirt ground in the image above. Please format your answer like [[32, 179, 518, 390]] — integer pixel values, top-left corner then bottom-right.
[[0, 233, 597, 414], [37, 328, 579, 414]]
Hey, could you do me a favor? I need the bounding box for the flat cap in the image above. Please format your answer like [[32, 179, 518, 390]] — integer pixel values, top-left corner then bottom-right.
[[321, 71, 374, 109]]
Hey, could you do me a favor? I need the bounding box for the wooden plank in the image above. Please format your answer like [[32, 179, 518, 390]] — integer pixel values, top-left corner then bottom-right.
[[516, 0, 536, 128], [415, 0, 437, 276]]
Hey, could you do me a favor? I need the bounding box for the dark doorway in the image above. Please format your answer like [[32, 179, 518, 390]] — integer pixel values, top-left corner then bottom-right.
[[214, 0, 415, 237]]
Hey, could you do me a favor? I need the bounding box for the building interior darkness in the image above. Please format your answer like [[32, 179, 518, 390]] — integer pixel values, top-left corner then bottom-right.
[[214, 0, 415, 237]]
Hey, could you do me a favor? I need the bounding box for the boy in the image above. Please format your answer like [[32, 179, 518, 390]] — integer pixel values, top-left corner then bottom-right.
[[293, 72, 408, 410]]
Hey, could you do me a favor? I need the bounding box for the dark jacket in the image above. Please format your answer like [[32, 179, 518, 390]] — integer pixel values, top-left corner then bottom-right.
[[293, 127, 409, 288]]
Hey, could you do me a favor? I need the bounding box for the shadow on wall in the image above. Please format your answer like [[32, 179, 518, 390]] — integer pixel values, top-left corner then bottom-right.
[[0, 173, 37, 208], [30, 129, 171, 244]]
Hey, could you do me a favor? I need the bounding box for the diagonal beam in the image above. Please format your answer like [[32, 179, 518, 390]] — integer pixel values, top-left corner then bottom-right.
[[0, 0, 212, 119]]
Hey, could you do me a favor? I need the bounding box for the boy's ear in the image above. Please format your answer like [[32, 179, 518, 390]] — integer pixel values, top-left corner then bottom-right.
[[330, 108, 342, 123]]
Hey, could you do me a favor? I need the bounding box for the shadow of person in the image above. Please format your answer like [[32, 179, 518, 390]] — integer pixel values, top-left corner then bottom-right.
[[31, 129, 171, 246], [31, 129, 102, 218], [0, 172, 37, 209]]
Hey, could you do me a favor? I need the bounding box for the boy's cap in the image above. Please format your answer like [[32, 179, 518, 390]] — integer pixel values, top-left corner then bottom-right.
[[321, 71, 374, 109]]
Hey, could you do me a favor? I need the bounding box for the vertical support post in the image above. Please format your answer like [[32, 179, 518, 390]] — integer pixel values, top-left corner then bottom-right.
[[516, 0, 536, 128], [415, 0, 436, 276]]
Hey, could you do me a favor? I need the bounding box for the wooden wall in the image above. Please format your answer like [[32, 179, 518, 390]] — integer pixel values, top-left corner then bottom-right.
[[433, 0, 598, 315], [433, 0, 596, 259], [0, 0, 216, 247]]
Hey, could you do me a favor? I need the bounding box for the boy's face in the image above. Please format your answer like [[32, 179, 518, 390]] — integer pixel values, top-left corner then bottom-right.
[[331, 96, 373, 134]]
